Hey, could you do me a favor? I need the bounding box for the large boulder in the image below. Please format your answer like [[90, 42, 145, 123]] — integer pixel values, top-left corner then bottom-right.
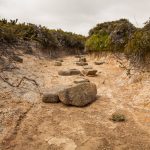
[[58, 82, 97, 107], [58, 69, 81, 76]]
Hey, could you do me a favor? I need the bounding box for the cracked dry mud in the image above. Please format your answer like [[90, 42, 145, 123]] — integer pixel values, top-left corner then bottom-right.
[[0, 54, 150, 150]]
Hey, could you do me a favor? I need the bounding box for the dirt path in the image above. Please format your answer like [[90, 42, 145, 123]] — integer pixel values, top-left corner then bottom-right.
[[0, 54, 150, 150]]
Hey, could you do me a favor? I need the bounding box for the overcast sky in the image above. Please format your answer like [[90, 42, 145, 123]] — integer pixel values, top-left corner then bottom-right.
[[0, 0, 150, 35]]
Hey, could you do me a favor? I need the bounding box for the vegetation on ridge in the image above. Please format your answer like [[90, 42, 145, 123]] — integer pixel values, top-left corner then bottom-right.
[[86, 18, 150, 65], [125, 19, 150, 63], [0, 18, 85, 50], [86, 19, 136, 52]]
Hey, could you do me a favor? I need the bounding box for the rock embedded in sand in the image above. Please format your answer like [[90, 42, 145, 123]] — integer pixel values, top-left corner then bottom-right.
[[94, 61, 105, 65], [54, 61, 62, 66], [74, 78, 90, 84], [75, 55, 81, 58], [42, 92, 60, 103], [83, 66, 93, 69], [58, 69, 81, 76], [75, 55, 85, 58], [76, 62, 88, 66], [12, 55, 23, 63], [58, 82, 97, 107], [79, 57, 86, 62], [57, 59, 63, 62], [82, 69, 97, 76], [42, 87, 65, 103]]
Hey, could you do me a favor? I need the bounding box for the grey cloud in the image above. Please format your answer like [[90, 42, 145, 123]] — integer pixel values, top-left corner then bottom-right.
[[0, 0, 150, 35]]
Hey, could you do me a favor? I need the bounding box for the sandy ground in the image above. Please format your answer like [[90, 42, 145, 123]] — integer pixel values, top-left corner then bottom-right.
[[0, 54, 150, 150]]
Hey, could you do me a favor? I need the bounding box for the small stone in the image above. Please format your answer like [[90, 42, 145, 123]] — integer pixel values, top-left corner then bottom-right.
[[25, 49, 33, 55], [74, 78, 90, 84], [82, 69, 97, 76], [75, 55, 81, 58], [58, 69, 81, 76], [54, 61, 62, 66], [79, 57, 86, 62], [42, 93, 60, 103], [94, 61, 105, 65], [76, 62, 88, 66], [83, 66, 93, 69], [75, 55, 85, 58], [12, 55, 23, 63], [57, 59, 63, 62], [42, 88, 62, 103]]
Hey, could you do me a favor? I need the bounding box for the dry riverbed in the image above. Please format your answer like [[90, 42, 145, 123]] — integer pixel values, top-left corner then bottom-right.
[[0, 54, 150, 150]]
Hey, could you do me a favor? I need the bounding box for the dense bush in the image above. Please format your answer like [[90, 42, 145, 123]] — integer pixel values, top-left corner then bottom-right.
[[86, 19, 136, 52], [0, 18, 85, 50], [85, 33, 110, 51], [125, 19, 150, 62]]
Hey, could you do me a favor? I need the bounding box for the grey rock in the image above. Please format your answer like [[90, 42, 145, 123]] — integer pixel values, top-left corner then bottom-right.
[[82, 69, 97, 76], [58, 69, 80, 76], [54, 61, 62, 66], [12, 55, 23, 63], [74, 78, 90, 84], [83, 66, 93, 69], [42, 88, 61, 103], [58, 82, 97, 107], [75, 55, 81, 58], [94, 61, 105, 65], [57, 59, 63, 62], [79, 57, 86, 62], [75, 55, 85, 58], [76, 62, 88, 66]]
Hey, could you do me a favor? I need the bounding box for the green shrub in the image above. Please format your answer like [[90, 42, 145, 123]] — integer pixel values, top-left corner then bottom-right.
[[125, 20, 150, 62], [0, 18, 85, 50], [86, 19, 136, 52], [110, 113, 126, 122], [85, 33, 110, 51]]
